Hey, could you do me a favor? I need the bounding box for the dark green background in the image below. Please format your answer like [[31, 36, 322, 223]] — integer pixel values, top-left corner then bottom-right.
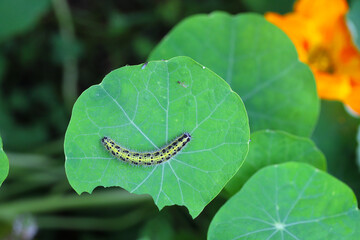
[[0, 0, 359, 239]]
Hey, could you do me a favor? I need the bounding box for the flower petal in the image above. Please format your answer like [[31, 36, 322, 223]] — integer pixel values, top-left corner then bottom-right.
[[313, 69, 352, 100], [345, 85, 360, 115]]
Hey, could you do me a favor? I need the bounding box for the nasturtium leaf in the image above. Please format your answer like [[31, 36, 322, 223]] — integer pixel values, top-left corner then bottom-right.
[[0, 136, 9, 186], [0, 0, 51, 42], [208, 162, 360, 240], [149, 12, 319, 137], [64, 56, 250, 218], [347, 0, 360, 50], [225, 130, 326, 195]]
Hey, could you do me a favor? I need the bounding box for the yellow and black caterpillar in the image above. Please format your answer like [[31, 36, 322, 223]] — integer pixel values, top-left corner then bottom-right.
[[101, 133, 191, 166]]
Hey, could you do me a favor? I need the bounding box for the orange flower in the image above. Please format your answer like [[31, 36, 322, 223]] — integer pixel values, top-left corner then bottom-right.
[[265, 0, 360, 115]]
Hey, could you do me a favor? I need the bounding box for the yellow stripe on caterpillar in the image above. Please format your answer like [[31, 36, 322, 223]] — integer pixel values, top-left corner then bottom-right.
[[101, 133, 191, 166]]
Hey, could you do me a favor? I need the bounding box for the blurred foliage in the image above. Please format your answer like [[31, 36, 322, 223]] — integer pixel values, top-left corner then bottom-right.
[[0, 0, 51, 42], [242, 0, 295, 14], [357, 125, 360, 171], [0, 54, 6, 82], [312, 100, 360, 200]]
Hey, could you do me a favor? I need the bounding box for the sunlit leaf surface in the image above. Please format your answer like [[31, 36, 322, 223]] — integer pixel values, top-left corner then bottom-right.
[[65, 56, 250, 218], [209, 162, 360, 240]]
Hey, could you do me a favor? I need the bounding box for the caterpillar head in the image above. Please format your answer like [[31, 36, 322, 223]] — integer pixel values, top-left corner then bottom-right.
[[101, 136, 109, 144], [184, 132, 192, 141]]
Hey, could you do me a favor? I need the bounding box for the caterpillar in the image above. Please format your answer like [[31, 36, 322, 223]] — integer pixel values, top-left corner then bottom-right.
[[101, 133, 191, 166]]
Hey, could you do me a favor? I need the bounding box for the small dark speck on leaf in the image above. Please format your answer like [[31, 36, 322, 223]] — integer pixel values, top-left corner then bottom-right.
[[177, 81, 188, 88], [141, 62, 148, 69]]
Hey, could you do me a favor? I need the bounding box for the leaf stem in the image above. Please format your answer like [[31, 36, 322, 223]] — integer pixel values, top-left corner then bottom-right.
[[52, 0, 78, 110]]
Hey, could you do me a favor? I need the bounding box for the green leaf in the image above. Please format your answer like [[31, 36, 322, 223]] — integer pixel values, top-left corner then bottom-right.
[[0, 136, 9, 186], [0, 0, 51, 42], [347, 0, 360, 50], [225, 130, 326, 195], [208, 162, 360, 240], [64, 56, 250, 218], [149, 12, 319, 137]]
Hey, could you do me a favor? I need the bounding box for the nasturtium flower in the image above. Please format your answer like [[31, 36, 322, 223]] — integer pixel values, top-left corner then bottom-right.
[[265, 0, 360, 114]]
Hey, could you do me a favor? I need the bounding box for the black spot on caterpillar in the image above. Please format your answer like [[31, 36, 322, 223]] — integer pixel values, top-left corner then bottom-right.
[[101, 133, 191, 166]]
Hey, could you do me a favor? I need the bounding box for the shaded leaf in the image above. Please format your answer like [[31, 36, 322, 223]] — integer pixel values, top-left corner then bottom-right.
[[0, 54, 6, 83], [64, 56, 250, 218], [225, 130, 326, 195], [138, 215, 174, 240], [312, 100, 360, 201], [209, 162, 360, 240]]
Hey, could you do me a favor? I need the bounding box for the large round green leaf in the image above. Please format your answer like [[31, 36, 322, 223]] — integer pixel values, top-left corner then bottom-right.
[[149, 12, 319, 137], [208, 162, 360, 240], [0, 136, 9, 186], [64, 56, 250, 218], [225, 130, 326, 195]]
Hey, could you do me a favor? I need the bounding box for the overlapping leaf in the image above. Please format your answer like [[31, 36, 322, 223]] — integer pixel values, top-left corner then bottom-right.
[[149, 12, 319, 137], [64, 56, 250, 218], [209, 162, 360, 240], [225, 130, 326, 195]]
